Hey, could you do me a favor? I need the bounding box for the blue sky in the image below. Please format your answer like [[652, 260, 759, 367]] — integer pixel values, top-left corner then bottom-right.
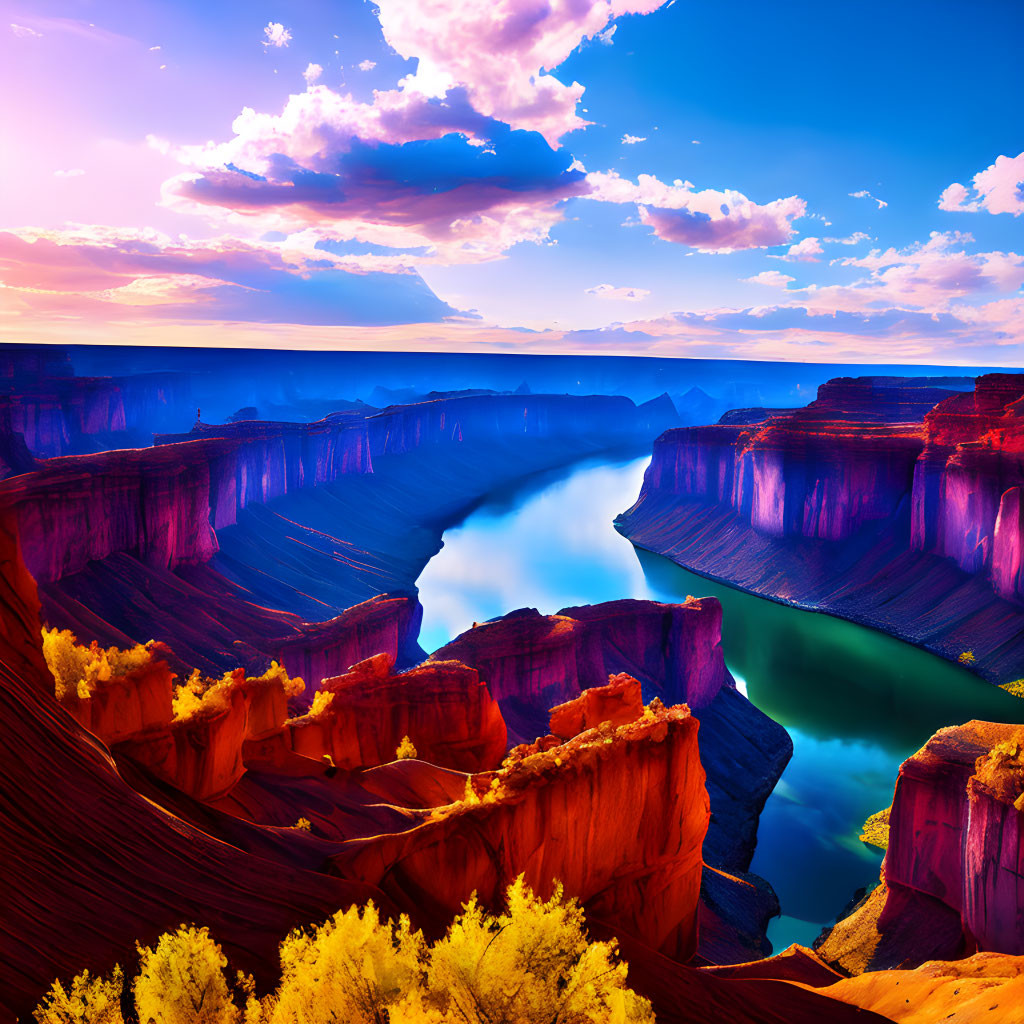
[[0, 0, 1021, 363]]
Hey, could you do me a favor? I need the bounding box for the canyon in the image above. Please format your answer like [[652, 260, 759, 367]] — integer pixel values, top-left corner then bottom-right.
[[617, 373, 1024, 683], [7, 345, 1024, 1024]]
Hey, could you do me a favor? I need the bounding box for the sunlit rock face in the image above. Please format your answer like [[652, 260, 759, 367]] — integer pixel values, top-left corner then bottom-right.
[[1, 414, 373, 585], [289, 653, 507, 773], [336, 699, 711, 962], [819, 721, 1024, 973]]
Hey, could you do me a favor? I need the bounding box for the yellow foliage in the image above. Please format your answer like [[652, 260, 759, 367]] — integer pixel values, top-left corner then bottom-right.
[[134, 925, 239, 1024], [975, 738, 1024, 808], [396, 734, 418, 759], [42, 627, 153, 702], [33, 966, 125, 1024], [860, 806, 891, 849], [1000, 679, 1024, 699], [35, 880, 652, 1024], [958, 650, 976, 666], [271, 904, 426, 1024], [172, 662, 304, 722], [293, 817, 311, 832], [308, 689, 335, 716], [422, 876, 654, 1024]]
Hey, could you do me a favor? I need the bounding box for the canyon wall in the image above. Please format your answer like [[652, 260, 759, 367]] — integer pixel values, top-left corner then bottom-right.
[[0, 414, 373, 584], [335, 700, 710, 962], [289, 653, 507, 772], [367, 392, 675, 456], [819, 721, 1024, 973], [619, 374, 1024, 680]]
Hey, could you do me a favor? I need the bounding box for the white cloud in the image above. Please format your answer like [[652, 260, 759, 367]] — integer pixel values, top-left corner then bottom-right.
[[358, 59, 377, 71], [597, 24, 617, 44], [303, 62, 323, 84], [585, 283, 650, 301], [262, 22, 291, 48], [824, 231, 870, 245], [849, 189, 887, 209], [621, 134, 646, 145], [744, 270, 794, 288], [776, 236, 822, 262], [10, 23, 42, 38], [938, 152, 1024, 216], [53, 168, 85, 178]]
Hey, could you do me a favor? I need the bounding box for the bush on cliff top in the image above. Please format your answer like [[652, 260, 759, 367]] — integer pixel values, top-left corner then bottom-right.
[[859, 806, 891, 850], [171, 661, 304, 721], [42, 627, 154, 701], [34, 877, 654, 1024]]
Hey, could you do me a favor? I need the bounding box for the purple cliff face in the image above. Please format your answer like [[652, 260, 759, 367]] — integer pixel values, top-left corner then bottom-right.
[[617, 374, 1024, 681]]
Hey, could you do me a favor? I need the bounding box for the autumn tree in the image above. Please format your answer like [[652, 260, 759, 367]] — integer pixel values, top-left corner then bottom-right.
[[134, 926, 238, 1024], [33, 967, 125, 1024]]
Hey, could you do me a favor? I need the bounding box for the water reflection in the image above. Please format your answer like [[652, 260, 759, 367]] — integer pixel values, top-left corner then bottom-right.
[[415, 456, 1024, 951]]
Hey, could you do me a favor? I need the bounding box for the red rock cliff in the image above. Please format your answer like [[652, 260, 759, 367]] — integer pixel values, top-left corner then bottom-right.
[[288, 652, 507, 773], [335, 699, 710, 962]]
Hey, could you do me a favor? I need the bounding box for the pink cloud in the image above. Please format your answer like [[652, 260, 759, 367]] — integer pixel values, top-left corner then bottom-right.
[[939, 152, 1024, 216], [0, 225, 456, 325], [159, 85, 589, 262], [374, 0, 668, 145], [754, 231, 1024, 313], [584, 170, 806, 252], [744, 270, 794, 288]]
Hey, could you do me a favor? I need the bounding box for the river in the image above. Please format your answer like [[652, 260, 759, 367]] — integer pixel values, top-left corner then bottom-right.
[[414, 454, 1024, 952]]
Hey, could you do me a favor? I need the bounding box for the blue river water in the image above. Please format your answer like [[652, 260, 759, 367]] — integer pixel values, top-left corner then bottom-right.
[[415, 455, 1024, 952]]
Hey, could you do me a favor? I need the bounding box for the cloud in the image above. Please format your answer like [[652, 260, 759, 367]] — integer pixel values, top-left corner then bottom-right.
[[744, 270, 794, 288], [751, 231, 1024, 313], [373, 0, 669, 145], [777, 236, 822, 262], [824, 231, 870, 245], [585, 283, 650, 300], [621, 134, 646, 145], [302, 63, 323, 85], [161, 87, 589, 262], [584, 170, 805, 252], [849, 189, 887, 209], [597, 25, 617, 44], [53, 169, 86, 178], [10, 23, 42, 38], [939, 152, 1024, 216], [0, 226, 459, 325], [358, 60, 376, 71], [262, 22, 292, 48]]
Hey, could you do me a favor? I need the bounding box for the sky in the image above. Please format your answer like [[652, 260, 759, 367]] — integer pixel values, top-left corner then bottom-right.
[[0, 0, 1022, 364]]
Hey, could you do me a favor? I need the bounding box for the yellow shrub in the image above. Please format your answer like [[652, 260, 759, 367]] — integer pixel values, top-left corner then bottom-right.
[[958, 650, 976, 666], [134, 925, 238, 1024], [33, 966, 125, 1024], [860, 806, 891, 849], [172, 662, 304, 722], [423, 876, 654, 1024], [308, 689, 335, 716], [42, 628, 152, 702], [396, 734, 418, 760], [35, 881, 652, 1024], [271, 904, 426, 1024]]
